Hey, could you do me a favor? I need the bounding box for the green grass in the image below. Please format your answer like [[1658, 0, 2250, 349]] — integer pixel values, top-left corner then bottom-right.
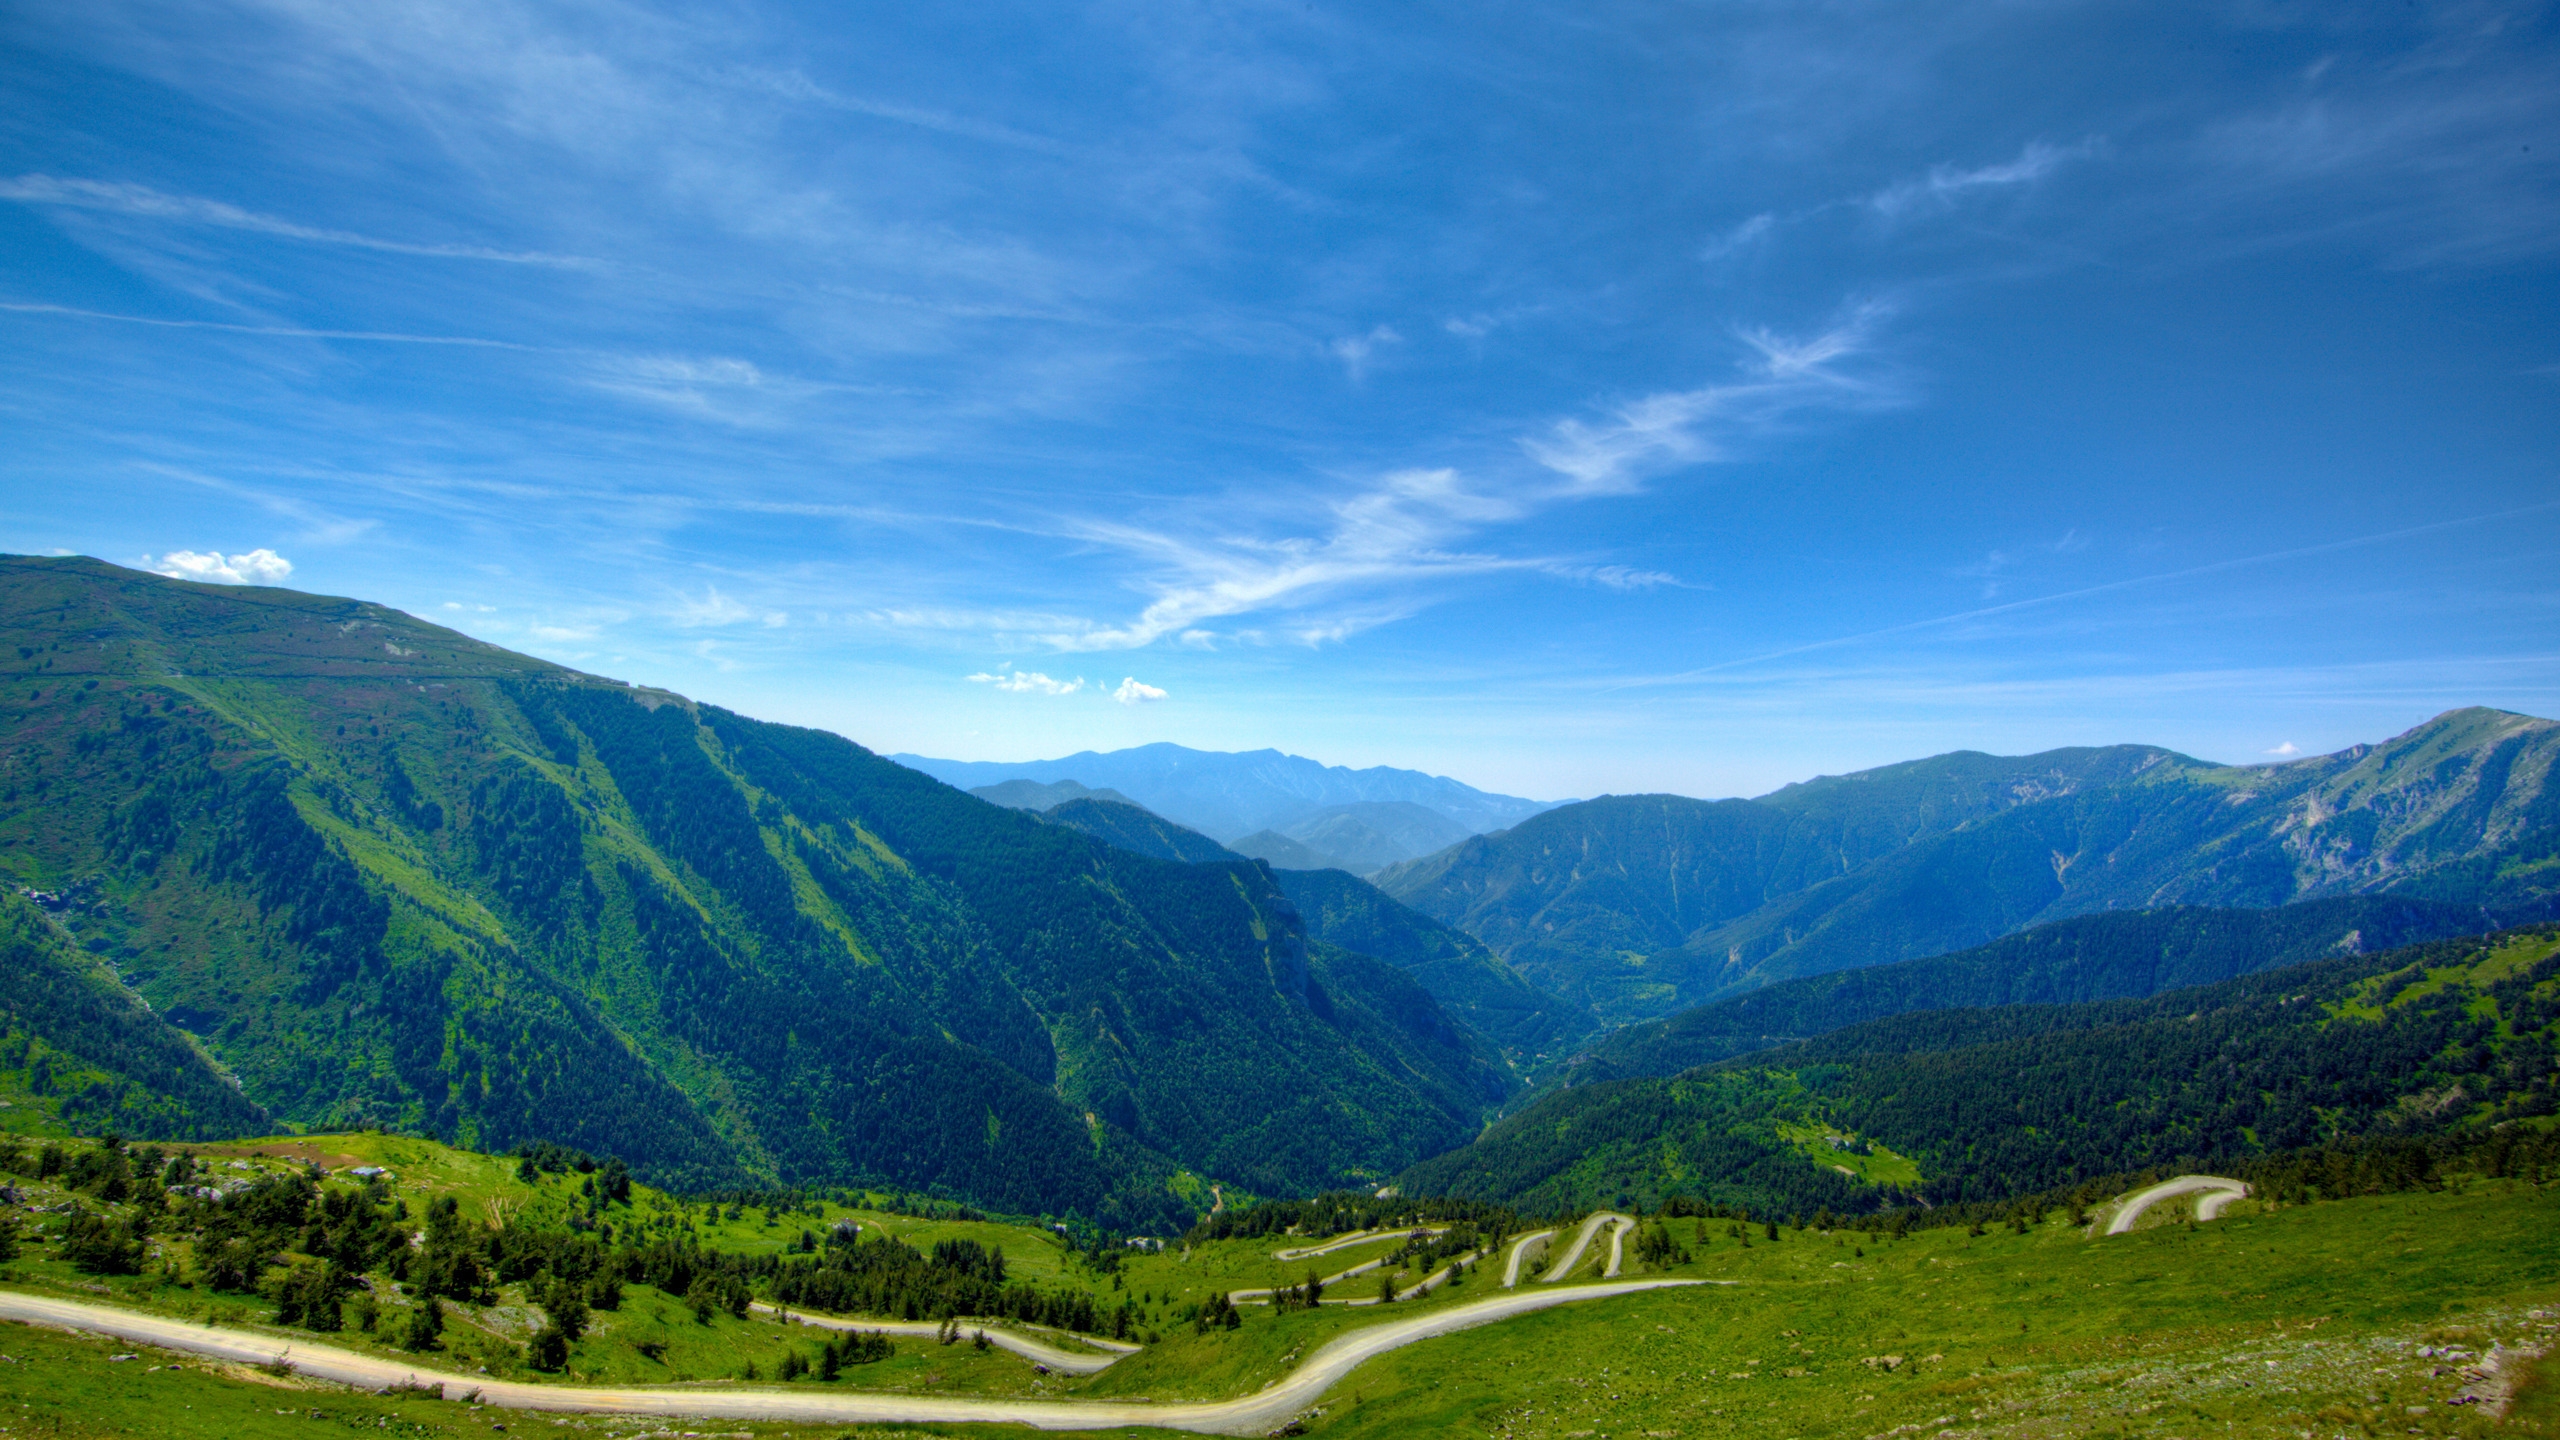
[[1297, 1179, 2560, 1439], [1775, 1120, 1924, 1188], [11, 1129, 2560, 1436]]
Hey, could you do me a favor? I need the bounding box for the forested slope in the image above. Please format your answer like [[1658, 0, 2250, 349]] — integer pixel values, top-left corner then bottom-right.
[[0, 889, 270, 1138], [1033, 798, 1590, 1060], [1399, 925, 2560, 1220], [1379, 714, 2559, 1021], [1568, 894, 2532, 1084], [0, 556, 1511, 1223], [1270, 868, 1596, 1058]]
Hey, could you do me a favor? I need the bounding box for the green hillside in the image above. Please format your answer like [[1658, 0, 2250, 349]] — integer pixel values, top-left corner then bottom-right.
[[1399, 925, 2560, 1218], [1378, 714, 2560, 1021], [8, 1126, 2560, 1440], [1569, 894, 2523, 1084], [0, 556, 1511, 1223], [1271, 867, 1596, 1060], [0, 889, 270, 1138]]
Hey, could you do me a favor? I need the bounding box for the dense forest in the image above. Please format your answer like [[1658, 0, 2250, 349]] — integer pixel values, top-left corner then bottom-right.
[[1401, 927, 2560, 1218], [1568, 894, 2537, 1084]]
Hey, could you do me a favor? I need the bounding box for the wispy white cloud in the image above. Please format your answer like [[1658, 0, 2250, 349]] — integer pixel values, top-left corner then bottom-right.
[[1521, 304, 1893, 496], [736, 68, 1071, 155], [969, 668, 1085, 695], [143, 548, 293, 585], [1037, 466, 1527, 652], [584, 355, 787, 424], [1865, 140, 2096, 221], [672, 586, 757, 626], [1111, 676, 1167, 705], [1700, 212, 1775, 261], [1545, 563, 1685, 591], [1, 301, 535, 350], [0, 175, 595, 266], [1330, 324, 1402, 380]]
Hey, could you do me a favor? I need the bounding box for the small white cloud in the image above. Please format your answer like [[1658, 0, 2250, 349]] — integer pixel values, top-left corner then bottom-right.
[[2265, 741, 2302, 757], [1177, 629, 1218, 650], [763, 611, 788, 627], [672, 587, 756, 627], [1111, 677, 1168, 705], [442, 601, 463, 610], [1330, 324, 1402, 380], [969, 670, 1084, 696], [145, 548, 293, 585]]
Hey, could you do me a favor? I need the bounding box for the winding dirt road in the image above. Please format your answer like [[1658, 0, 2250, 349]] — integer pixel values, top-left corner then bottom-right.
[[0, 1280, 1700, 1436], [746, 1303, 1133, 1375], [1499, 1229, 1556, 1288], [1269, 1228, 1443, 1264], [2103, 1176, 2249, 1235], [1538, 1212, 1633, 1282]]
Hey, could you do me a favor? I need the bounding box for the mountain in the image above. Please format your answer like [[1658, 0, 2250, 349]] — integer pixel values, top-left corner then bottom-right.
[[1026, 799, 1593, 1059], [1227, 829, 1346, 871], [1267, 800, 1476, 873], [890, 743, 1561, 843], [1033, 796, 1240, 866], [1266, 868, 1598, 1059], [1398, 923, 2560, 1218], [968, 778, 1143, 812], [1376, 715, 2560, 1022], [0, 555, 1513, 1222], [1565, 893, 2532, 1085]]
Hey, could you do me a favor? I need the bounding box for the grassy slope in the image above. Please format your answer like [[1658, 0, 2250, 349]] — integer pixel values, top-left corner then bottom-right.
[[5, 1145, 2559, 1438]]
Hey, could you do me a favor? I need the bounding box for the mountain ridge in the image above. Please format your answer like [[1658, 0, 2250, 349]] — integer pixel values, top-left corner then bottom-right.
[[891, 743, 1561, 844], [1376, 713, 2559, 1022], [0, 555, 1511, 1224]]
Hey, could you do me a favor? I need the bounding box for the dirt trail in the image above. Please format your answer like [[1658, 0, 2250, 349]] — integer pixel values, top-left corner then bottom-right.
[[2104, 1175, 2249, 1234], [1539, 1212, 1632, 1282], [746, 1304, 1132, 1374], [1500, 1229, 1556, 1288], [1270, 1227, 1443, 1263], [0, 1280, 1697, 1435]]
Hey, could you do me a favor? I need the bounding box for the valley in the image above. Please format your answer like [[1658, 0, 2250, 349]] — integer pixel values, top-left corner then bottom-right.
[[5, 556, 2560, 1438]]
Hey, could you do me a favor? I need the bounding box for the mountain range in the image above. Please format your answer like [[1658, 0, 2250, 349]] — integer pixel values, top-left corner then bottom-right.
[[892, 744, 1561, 869], [1374, 713, 2560, 1023], [7, 552, 2560, 1235]]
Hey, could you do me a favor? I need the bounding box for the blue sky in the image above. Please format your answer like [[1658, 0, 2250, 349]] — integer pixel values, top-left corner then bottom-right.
[[3, 1, 2555, 800]]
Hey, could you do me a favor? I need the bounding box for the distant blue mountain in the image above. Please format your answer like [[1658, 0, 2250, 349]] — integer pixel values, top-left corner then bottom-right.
[[890, 742, 1563, 844]]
